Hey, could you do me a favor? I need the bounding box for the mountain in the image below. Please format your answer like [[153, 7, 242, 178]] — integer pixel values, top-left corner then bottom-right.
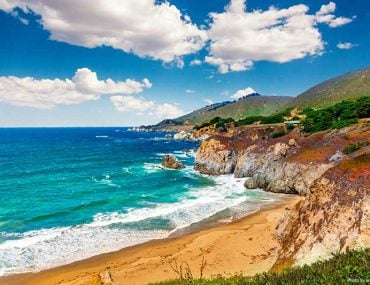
[[149, 67, 370, 130], [175, 94, 292, 125], [290, 67, 370, 108]]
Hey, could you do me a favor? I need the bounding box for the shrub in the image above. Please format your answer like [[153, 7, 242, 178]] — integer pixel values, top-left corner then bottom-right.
[[302, 96, 370, 133], [272, 131, 287, 138], [194, 117, 235, 130], [343, 141, 369, 154]]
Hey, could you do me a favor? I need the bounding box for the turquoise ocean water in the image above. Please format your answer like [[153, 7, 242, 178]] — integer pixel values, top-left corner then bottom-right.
[[0, 128, 281, 275]]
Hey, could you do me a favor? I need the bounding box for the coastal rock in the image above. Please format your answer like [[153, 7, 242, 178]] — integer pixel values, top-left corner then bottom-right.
[[234, 142, 333, 195], [194, 138, 236, 175], [174, 131, 197, 141], [162, 155, 185, 169], [274, 148, 370, 269]]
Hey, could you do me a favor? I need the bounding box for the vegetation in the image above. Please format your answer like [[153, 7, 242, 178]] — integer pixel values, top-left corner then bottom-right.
[[234, 108, 292, 127], [289, 67, 370, 108], [194, 117, 235, 130], [272, 131, 288, 138], [193, 97, 370, 134], [152, 249, 370, 285], [177, 96, 292, 125], [301, 96, 370, 133], [343, 141, 369, 155]]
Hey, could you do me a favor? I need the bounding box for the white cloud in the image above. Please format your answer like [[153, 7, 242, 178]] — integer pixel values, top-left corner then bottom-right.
[[154, 103, 184, 119], [206, 1, 353, 73], [110, 96, 154, 113], [0, 0, 207, 63], [315, 2, 353, 27], [231, 87, 256, 100], [337, 42, 357, 49], [0, 68, 151, 109], [111, 96, 184, 120], [190, 59, 202, 66], [185, 89, 197, 93], [204, 98, 213, 105]]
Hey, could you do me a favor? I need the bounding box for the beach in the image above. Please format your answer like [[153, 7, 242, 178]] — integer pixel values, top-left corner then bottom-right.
[[0, 196, 301, 285]]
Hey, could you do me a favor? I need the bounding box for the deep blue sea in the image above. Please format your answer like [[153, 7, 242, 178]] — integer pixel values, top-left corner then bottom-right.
[[0, 128, 281, 275]]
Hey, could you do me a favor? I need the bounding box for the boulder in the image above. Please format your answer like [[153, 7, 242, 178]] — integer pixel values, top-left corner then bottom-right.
[[162, 155, 185, 169], [288, 138, 297, 146], [174, 131, 196, 141]]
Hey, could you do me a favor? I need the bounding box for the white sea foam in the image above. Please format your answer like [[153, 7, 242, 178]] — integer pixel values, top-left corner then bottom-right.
[[0, 174, 282, 276], [95, 135, 109, 138]]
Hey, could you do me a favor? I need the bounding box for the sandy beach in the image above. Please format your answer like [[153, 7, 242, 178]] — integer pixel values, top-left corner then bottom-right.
[[0, 196, 301, 285]]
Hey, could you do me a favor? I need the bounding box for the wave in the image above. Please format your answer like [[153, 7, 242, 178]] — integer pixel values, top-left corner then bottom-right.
[[92, 175, 121, 188], [0, 174, 282, 276]]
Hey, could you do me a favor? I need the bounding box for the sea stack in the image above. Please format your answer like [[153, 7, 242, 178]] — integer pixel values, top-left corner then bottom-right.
[[161, 155, 185, 169]]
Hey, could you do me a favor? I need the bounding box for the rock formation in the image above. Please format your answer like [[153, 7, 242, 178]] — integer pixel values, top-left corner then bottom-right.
[[193, 121, 370, 268], [174, 131, 197, 141], [162, 155, 185, 169], [194, 138, 236, 175], [274, 147, 370, 269]]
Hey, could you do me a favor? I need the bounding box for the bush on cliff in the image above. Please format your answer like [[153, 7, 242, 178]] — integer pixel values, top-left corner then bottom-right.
[[343, 141, 369, 154], [301, 96, 370, 133], [153, 249, 370, 285], [234, 108, 293, 127], [194, 117, 235, 130]]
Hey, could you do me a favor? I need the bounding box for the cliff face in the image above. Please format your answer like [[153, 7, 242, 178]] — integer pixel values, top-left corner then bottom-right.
[[274, 148, 370, 268], [234, 141, 333, 196], [194, 122, 370, 267], [194, 125, 286, 175], [194, 138, 236, 175]]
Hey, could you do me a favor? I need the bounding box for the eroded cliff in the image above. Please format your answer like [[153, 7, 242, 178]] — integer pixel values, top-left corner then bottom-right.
[[194, 122, 370, 268]]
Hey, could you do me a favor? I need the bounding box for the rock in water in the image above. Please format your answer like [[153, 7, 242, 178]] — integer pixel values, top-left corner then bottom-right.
[[162, 155, 185, 169]]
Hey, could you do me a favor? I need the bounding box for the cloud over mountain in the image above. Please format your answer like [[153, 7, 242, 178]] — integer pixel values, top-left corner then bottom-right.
[[231, 87, 256, 100], [111, 96, 184, 120]]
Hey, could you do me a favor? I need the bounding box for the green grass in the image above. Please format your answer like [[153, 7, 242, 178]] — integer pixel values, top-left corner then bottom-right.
[[152, 249, 370, 285]]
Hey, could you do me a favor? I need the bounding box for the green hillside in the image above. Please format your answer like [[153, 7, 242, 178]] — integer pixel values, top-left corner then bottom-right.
[[150, 67, 370, 129], [176, 95, 292, 124], [290, 67, 370, 108]]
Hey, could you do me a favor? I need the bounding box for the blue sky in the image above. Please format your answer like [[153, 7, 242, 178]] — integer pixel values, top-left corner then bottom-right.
[[0, 0, 369, 127]]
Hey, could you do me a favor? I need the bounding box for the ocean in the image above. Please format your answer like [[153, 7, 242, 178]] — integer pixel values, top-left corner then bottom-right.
[[0, 128, 282, 275]]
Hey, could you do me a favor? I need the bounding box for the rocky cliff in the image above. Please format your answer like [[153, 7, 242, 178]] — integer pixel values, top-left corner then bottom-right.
[[274, 148, 370, 269], [194, 121, 370, 268]]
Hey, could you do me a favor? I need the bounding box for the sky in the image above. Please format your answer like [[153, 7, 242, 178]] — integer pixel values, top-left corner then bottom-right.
[[0, 0, 369, 127]]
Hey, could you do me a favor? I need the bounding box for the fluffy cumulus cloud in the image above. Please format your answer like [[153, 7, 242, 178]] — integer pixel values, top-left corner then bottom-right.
[[337, 42, 357, 49], [111, 96, 184, 120], [231, 87, 256, 100], [206, 0, 353, 73], [0, 68, 151, 109], [0, 0, 207, 63]]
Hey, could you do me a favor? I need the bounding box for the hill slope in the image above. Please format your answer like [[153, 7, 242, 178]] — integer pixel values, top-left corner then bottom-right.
[[176, 95, 292, 124], [290, 67, 370, 108]]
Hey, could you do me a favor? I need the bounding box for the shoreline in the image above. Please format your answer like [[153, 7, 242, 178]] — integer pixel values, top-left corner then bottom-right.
[[0, 195, 302, 285]]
